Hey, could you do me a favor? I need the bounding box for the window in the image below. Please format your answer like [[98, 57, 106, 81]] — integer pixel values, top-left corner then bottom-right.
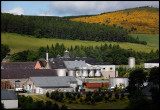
[[110, 67, 113, 70]]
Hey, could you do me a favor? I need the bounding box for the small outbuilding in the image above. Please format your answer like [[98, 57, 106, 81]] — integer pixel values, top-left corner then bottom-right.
[[25, 76, 77, 94], [1, 89, 18, 109], [144, 58, 159, 69]]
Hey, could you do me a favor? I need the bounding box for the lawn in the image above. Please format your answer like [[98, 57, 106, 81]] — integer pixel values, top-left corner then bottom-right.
[[1, 32, 158, 54], [29, 95, 129, 109]]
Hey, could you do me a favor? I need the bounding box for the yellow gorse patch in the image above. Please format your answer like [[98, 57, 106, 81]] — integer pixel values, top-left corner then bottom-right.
[[70, 10, 159, 34]]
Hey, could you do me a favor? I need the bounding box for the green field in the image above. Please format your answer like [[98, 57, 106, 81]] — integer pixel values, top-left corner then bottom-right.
[[130, 34, 159, 48], [1, 32, 159, 54], [29, 95, 129, 109]]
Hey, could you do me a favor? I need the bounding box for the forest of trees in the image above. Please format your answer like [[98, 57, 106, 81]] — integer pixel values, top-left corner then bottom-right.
[[9, 43, 159, 65], [1, 13, 146, 44]]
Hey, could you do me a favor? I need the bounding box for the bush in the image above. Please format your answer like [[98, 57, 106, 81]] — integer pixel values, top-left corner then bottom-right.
[[121, 93, 124, 99], [46, 91, 49, 97], [115, 92, 119, 99], [68, 100, 73, 104], [127, 89, 151, 109], [1, 103, 5, 109], [52, 103, 59, 109], [80, 98, 83, 103], [61, 104, 68, 109]]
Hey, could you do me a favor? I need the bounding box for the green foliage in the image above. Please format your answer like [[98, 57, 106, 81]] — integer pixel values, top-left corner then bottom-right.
[[127, 89, 151, 109], [127, 68, 148, 95], [126, 35, 147, 45], [50, 91, 63, 102], [61, 104, 68, 109], [115, 92, 119, 99], [8, 42, 159, 66], [18, 95, 45, 109], [148, 67, 159, 84], [1, 44, 10, 62], [1, 13, 129, 42], [46, 91, 49, 97], [121, 93, 125, 99], [1, 103, 5, 109]]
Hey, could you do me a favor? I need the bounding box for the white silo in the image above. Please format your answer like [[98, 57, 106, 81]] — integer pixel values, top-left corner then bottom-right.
[[128, 57, 135, 68], [95, 66, 101, 77], [89, 67, 94, 77], [56, 69, 67, 76], [82, 67, 88, 77], [68, 69, 76, 77]]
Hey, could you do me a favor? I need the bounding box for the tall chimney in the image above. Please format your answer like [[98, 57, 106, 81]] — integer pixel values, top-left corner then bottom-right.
[[46, 50, 48, 62]]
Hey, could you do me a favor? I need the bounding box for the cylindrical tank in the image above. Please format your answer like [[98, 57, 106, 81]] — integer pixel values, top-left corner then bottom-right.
[[94, 66, 101, 77], [128, 57, 135, 68], [46, 50, 48, 61], [82, 67, 88, 77], [109, 77, 129, 88], [56, 69, 67, 76], [95, 70, 101, 77], [89, 67, 94, 77], [68, 70, 76, 77]]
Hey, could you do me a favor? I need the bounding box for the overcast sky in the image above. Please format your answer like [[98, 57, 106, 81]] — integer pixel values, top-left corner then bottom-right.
[[1, 1, 159, 17]]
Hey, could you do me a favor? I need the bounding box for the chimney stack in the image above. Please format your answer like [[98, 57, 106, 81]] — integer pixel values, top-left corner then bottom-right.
[[46, 50, 48, 62]]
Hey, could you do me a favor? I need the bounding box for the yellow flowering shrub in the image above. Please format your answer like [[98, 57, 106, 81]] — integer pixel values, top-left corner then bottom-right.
[[70, 9, 159, 34]]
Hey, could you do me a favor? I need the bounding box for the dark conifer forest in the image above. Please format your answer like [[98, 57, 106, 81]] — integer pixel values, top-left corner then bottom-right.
[[1, 13, 146, 44]]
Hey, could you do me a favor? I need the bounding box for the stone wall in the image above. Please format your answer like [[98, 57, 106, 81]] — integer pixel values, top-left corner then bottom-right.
[[1, 79, 28, 89]]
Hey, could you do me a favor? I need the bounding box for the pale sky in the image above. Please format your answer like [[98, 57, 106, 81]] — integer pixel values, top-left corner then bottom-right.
[[1, 1, 159, 17]]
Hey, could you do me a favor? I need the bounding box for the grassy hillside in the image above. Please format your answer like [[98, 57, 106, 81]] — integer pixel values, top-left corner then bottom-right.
[[1, 33, 158, 54], [130, 34, 159, 48], [70, 6, 159, 34]]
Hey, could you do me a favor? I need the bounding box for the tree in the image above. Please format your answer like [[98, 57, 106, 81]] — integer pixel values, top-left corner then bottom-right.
[[1, 44, 10, 62], [127, 89, 151, 109], [35, 100, 45, 109], [115, 92, 119, 99], [148, 67, 159, 84], [121, 93, 124, 99], [52, 103, 59, 109], [1, 103, 5, 109], [46, 91, 49, 97], [61, 104, 68, 109], [127, 68, 147, 95], [45, 101, 52, 109]]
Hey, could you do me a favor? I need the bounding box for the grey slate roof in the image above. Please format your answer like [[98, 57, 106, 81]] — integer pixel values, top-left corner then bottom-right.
[[30, 76, 77, 88], [38, 56, 113, 69], [144, 58, 159, 63], [1, 69, 57, 79], [64, 61, 88, 69], [1, 89, 18, 100], [1, 62, 36, 69], [89, 62, 113, 65]]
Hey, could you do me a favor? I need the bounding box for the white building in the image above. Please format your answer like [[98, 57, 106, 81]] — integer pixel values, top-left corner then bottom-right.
[[1, 89, 18, 109], [144, 58, 159, 69], [25, 76, 77, 94], [109, 77, 129, 89]]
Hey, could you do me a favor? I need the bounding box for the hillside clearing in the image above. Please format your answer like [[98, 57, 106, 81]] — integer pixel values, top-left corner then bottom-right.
[[1, 32, 158, 54]]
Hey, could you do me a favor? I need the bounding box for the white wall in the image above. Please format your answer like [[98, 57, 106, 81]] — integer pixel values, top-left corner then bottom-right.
[[1, 100, 18, 109], [144, 63, 159, 68], [97, 65, 115, 72]]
